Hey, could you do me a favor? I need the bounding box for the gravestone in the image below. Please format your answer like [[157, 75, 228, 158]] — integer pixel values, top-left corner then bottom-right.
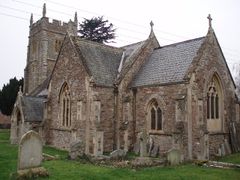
[[69, 140, 84, 160], [150, 145, 159, 157], [18, 130, 43, 170], [147, 136, 154, 155], [167, 148, 181, 166], [139, 131, 148, 157], [93, 131, 104, 156], [224, 139, 231, 155], [110, 149, 127, 160]]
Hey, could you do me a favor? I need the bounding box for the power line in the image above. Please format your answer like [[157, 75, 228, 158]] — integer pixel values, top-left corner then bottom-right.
[[0, 12, 28, 21], [5, 0, 240, 59], [16, 0, 188, 39], [0, 4, 40, 16]]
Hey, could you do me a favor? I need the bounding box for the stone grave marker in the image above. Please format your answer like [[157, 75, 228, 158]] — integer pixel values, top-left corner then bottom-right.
[[139, 131, 148, 157], [224, 139, 231, 155], [18, 130, 43, 170], [110, 149, 126, 160], [167, 148, 181, 166], [150, 145, 159, 157], [147, 136, 154, 155], [93, 131, 104, 156], [69, 140, 84, 160]]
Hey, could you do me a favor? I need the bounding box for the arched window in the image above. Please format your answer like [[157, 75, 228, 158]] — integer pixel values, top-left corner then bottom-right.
[[60, 83, 71, 127], [207, 75, 222, 120], [149, 101, 163, 131]]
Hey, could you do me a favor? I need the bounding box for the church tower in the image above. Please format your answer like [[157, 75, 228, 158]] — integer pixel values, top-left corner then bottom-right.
[[24, 3, 78, 94]]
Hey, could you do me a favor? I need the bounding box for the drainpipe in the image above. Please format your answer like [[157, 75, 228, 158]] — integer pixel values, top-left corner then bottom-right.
[[113, 85, 118, 150], [132, 87, 137, 146]]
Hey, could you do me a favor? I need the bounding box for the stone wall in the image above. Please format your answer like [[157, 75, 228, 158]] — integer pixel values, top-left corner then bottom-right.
[[133, 84, 187, 156], [91, 86, 115, 152], [47, 35, 89, 150], [188, 30, 237, 159]]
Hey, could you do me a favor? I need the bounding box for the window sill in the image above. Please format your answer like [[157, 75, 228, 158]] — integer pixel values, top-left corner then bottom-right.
[[51, 127, 72, 132], [207, 118, 220, 120], [209, 131, 228, 135], [149, 130, 171, 136]]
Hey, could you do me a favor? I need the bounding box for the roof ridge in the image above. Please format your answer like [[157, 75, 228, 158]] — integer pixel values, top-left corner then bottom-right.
[[72, 36, 122, 51], [157, 36, 205, 50], [121, 40, 146, 48]]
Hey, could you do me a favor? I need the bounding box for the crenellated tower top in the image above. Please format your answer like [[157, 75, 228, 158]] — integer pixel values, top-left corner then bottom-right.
[[24, 4, 78, 94]]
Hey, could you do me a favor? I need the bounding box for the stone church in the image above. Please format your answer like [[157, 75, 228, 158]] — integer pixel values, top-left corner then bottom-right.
[[11, 4, 240, 160]]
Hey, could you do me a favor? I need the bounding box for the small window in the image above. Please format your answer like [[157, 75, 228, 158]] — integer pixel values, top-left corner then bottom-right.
[[150, 100, 163, 131], [60, 83, 71, 127], [157, 108, 162, 130], [207, 80, 220, 120], [94, 101, 101, 123], [151, 108, 156, 129], [55, 40, 62, 52]]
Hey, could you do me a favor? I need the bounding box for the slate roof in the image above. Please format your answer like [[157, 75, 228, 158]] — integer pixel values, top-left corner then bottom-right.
[[73, 37, 123, 86], [29, 75, 50, 97], [122, 41, 146, 66], [131, 37, 205, 87], [21, 96, 46, 122]]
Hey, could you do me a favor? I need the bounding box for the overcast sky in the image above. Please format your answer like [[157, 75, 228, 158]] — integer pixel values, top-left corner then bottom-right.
[[0, 0, 240, 89]]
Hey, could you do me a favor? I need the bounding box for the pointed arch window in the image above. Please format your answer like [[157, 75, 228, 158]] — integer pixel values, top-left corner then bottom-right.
[[60, 83, 71, 127], [150, 101, 163, 131], [207, 80, 220, 120]]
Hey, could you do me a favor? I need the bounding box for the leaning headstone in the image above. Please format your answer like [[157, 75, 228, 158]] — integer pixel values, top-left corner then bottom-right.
[[150, 145, 159, 157], [167, 148, 181, 166], [147, 136, 154, 156], [139, 131, 148, 157], [220, 144, 226, 156], [18, 130, 43, 170], [69, 140, 84, 160], [224, 139, 231, 155], [110, 149, 127, 160]]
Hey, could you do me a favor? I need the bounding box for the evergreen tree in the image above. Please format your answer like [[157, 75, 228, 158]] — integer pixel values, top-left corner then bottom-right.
[[0, 77, 23, 115], [78, 16, 116, 43]]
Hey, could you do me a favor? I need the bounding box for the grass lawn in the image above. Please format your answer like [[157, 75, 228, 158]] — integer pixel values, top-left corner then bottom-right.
[[1, 129, 240, 180]]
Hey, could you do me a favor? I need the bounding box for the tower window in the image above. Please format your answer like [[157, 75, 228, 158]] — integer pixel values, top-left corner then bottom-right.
[[55, 40, 62, 52]]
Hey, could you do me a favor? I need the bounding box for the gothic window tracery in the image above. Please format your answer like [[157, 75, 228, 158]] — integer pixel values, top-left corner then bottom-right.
[[60, 83, 71, 127], [207, 77, 221, 120], [149, 100, 163, 131]]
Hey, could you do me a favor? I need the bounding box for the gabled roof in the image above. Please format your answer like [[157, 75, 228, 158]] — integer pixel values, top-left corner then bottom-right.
[[21, 96, 46, 122], [131, 37, 205, 87], [73, 37, 123, 87], [29, 75, 50, 97], [122, 41, 146, 67]]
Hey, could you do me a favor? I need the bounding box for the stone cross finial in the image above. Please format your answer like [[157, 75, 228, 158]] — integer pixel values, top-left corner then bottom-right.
[[74, 12, 78, 25], [150, 21, 154, 30], [42, 3, 46, 17], [30, 13, 33, 26], [207, 14, 212, 28]]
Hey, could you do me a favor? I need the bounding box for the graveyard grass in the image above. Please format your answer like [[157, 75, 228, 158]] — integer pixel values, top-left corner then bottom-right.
[[1, 130, 240, 179]]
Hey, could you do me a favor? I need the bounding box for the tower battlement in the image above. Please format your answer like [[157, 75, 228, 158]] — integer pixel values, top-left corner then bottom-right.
[[24, 3, 78, 94], [30, 16, 77, 36]]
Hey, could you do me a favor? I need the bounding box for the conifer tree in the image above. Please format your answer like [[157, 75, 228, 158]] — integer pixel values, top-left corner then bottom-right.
[[78, 16, 116, 43], [0, 77, 23, 115]]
